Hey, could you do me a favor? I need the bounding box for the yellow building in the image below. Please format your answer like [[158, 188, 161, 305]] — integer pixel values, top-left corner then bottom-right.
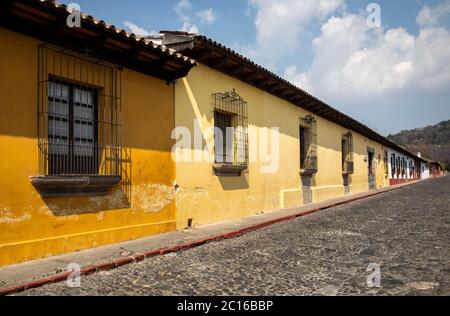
[[0, 1, 426, 267], [0, 0, 194, 266], [159, 32, 419, 229]]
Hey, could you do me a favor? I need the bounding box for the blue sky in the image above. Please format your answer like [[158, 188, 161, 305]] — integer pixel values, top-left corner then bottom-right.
[[61, 0, 450, 135]]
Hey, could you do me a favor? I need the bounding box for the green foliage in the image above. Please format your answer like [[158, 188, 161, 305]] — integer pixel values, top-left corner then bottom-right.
[[387, 119, 450, 168], [387, 120, 450, 146]]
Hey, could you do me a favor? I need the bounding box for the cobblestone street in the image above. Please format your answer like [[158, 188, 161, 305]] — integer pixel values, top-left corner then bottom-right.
[[19, 177, 450, 296]]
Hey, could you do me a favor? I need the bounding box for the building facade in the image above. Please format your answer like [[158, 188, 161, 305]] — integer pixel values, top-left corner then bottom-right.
[[0, 1, 438, 267], [0, 0, 194, 266], [387, 149, 423, 185], [430, 162, 443, 177], [159, 32, 427, 229], [421, 162, 431, 179]]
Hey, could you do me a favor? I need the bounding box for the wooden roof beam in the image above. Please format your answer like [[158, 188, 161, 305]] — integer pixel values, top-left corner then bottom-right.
[[300, 100, 318, 111], [146, 56, 169, 73], [194, 47, 213, 61], [214, 56, 230, 69], [262, 80, 278, 90], [279, 89, 296, 99], [290, 94, 303, 103], [121, 47, 142, 65], [165, 67, 191, 83], [249, 75, 267, 86], [241, 72, 257, 82], [1, 0, 14, 14], [0, 0, 15, 23], [229, 64, 249, 76], [89, 32, 109, 50], [268, 84, 285, 95], [45, 17, 71, 41]]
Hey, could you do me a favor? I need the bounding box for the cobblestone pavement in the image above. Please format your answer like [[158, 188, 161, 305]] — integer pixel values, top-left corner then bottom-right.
[[19, 177, 450, 296]]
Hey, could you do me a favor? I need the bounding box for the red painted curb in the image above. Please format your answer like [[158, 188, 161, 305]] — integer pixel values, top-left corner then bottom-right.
[[0, 179, 427, 296]]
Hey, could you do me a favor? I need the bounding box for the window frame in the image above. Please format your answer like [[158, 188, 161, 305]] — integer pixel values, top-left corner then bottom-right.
[[299, 126, 308, 170], [47, 78, 99, 176], [299, 115, 318, 175], [341, 131, 354, 174], [213, 109, 235, 165], [391, 154, 396, 176], [211, 89, 248, 176]]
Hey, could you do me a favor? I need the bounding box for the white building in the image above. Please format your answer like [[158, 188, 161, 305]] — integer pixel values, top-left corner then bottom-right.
[[421, 162, 430, 179], [387, 148, 421, 184]]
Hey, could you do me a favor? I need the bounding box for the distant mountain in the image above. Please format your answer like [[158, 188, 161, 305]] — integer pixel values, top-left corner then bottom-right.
[[387, 119, 450, 170]]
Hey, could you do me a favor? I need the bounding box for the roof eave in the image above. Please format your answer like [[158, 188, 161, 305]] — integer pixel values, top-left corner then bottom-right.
[[164, 33, 425, 160], [1, 0, 196, 81]]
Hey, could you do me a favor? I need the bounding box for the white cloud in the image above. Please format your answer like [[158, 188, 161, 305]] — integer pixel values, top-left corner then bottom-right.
[[174, 0, 199, 34], [197, 8, 217, 25], [244, 5, 253, 18], [175, 0, 192, 15], [123, 21, 156, 37], [283, 6, 450, 100], [284, 65, 314, 93], [181, 22, 199, 34], [245, 0, 346, 69], [416, 0, 450, 27]]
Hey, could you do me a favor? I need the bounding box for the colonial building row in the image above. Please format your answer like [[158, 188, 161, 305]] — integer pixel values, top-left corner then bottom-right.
[[0, 0, 443, 266]]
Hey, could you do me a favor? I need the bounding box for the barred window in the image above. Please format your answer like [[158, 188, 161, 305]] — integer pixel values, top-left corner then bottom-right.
[[38, 44, 122, 177], [47, 80, 98, 174], [391, 154, 396, 176], [299, 115, 318, 173], [384, 150, 389, 175], [214, 111, 233, 164], [401, 158, 406, 176], [212, 89, 248, 167], [342, 132, 354, 174], [409, 160, 414, 177]]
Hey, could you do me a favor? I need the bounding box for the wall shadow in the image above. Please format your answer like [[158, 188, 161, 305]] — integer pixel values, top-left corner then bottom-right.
[[2, 58, 177, 215], [41, 148, 133, 216], [217, 172, 250, 191]]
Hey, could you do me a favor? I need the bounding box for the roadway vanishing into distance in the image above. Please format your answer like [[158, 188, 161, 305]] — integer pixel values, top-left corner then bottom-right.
[[19, 176, 450, 296]]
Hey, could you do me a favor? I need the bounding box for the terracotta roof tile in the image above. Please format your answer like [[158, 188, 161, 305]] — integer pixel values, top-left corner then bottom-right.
[[38, 0, 195, 65]]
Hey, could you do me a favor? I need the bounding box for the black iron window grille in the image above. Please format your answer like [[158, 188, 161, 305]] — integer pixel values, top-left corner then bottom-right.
[[38, 44, 122, 177], [212, 89, 248, 167], [391, 154, 396, 176], [401, 158, 406, 176], [342, 131, 354, 174], [46, 79, 99, 174], [299, 115, 318, 173], [383, 150, 389, 175], [409, 160, 414, 178]]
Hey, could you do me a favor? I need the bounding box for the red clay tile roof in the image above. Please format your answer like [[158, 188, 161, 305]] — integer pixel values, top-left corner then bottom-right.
[[161, 31, 427, 162], [2, 0, 195, 80]]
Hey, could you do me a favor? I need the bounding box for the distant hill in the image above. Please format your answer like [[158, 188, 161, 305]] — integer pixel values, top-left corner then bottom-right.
[[387, 119, 450, 170]]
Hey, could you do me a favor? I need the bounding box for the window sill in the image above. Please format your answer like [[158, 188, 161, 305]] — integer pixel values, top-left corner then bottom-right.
[[30, 175, 121, 197], [300, 169, 317, 176], [213, 164, 248, 177]]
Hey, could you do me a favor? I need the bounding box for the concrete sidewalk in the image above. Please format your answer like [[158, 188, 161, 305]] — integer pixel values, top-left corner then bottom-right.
[[0, 179, 428, 294]]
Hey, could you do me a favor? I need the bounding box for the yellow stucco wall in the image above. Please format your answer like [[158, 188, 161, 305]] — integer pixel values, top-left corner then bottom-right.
[[0, 26, 392, 266], [0, 28, 177, 266], [175, 64, 389, 229]]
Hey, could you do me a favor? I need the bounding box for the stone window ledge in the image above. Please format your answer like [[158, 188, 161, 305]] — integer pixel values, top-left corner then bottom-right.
[[299, 169, 317, 176], [30, 175, 121, 197], [213, 164, 248, 177]]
